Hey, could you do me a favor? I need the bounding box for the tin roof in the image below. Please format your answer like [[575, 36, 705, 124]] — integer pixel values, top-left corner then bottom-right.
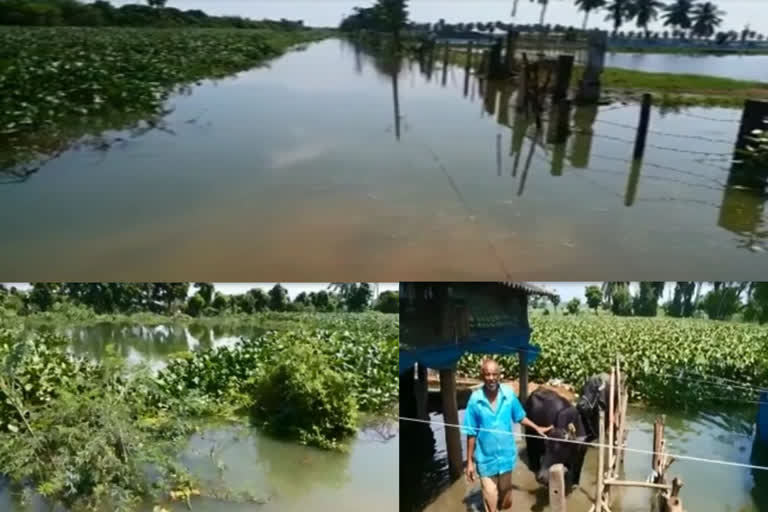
[[499, 282, 558, 298]]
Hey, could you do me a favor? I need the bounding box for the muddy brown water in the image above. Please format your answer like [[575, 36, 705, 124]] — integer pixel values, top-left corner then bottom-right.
[[401, 405, 765, 512], [0, 39, 766, 280]]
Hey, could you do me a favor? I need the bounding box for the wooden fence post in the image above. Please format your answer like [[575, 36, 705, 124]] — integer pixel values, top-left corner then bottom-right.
[[633, 93, 652, 160], [552, 54, 574, 103], [506, 30, 519, 73], [575, 31, 607, 104], [465, 41, 474, 73], [549, 464, 567, 512], [442, 43, 449, 86]]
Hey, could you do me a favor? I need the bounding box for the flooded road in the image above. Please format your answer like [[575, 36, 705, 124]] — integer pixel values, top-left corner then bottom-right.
[[1, 39, 766, 280], [401, 405, 765, 512]]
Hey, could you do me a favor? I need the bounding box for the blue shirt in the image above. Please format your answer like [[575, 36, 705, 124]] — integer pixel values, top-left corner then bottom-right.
[[462, 384, 527, 477]]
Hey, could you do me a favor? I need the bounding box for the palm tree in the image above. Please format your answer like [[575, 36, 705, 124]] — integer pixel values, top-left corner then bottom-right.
[[604, 0, 635, 34], [633, 0, 664, 36], [690, 2, 724, 38], [575, 0, 607, 29], [662, 0, 693, 31]]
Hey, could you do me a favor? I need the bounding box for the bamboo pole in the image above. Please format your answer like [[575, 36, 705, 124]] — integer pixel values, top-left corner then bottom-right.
[[603, 480, 671, 490], [596, 409, 605, 508]]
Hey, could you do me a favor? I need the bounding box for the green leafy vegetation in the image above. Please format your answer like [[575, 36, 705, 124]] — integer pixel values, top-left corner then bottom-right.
[[0, 26, 329, 171], [0, 310, 397, 509], [457, 314, 768, 406]]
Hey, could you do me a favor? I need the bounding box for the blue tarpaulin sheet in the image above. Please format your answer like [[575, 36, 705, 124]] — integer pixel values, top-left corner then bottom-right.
[[399, 327, 540, 374]]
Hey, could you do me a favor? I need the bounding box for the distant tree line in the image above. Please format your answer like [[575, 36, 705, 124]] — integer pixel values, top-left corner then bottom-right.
[[530, 282, 768, 323], [341, 0, 762, 47], [0, 0, 305, 29], [0, 282, 398, 316]]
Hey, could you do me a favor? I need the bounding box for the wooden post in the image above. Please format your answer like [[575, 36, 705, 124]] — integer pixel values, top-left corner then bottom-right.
[[439, 368, 463, 480], [550, 141, 566, 177], [569, 104, 598, 168], [515, 56, 528, 112], [496, 133, 502, 176], [415, 363, 429, 421], [734, 99, 768, 156], [549, 464, 567, 512], [575, 31, 607, 104], [506, 30, 519, 74], [608, 369, 615, 476], [546, 99, 571, 145], [442, 43, 449, 86], [596, 409, 605, 510], [758, 391, 768, 443], [652, 415, 665, 477], [624, 158, 642, 207], [465, 42, 474, 73], [633, 93, 652, 160], [489, 39, 504, 79], [552, 54, 574, 103], [518, 348, 529, 403]]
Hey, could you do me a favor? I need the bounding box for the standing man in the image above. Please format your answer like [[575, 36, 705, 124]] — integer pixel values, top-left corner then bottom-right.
[[462, 359, 552, 512]]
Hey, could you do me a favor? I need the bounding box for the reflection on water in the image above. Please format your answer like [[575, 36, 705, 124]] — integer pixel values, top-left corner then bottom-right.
[[1, 39, 767, 278], [401, 403, 765, 512], [605, 53, 768, 82], [1, 422, 398, 512], [23, 323, 265, 370]]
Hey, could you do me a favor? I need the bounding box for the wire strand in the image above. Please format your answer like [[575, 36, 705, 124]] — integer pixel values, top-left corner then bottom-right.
[[398, 416, 768, 472]]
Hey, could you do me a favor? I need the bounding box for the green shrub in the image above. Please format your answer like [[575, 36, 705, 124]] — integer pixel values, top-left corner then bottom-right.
[[251, 343, 358, 450]]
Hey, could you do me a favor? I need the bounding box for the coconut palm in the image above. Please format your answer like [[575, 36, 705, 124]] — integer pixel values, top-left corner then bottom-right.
[[633, 0, 664, 36], [604, 0, 635, 34], [575, 0, 607, 29], [662, 0, 693, 30], [691, 2, 724, 38], [535, 0, 549, 26]]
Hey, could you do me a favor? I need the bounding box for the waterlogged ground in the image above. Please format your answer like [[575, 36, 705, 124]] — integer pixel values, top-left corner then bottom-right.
[[402, 405, 766, 512], [2, 322, 398, 511], [1, 38, 767, 279], [1, 422, 398, 512], [605, 52, 768, 81]]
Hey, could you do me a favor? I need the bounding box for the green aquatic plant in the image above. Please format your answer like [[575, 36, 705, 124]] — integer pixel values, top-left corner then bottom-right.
[[457, 315, 768, 406], [0, 26, 328, 171]]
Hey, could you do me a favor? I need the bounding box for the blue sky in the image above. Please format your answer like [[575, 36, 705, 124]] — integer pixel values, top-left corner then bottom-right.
[[108, 0, 768, 34]]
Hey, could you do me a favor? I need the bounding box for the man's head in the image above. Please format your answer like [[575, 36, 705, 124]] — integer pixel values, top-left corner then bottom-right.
[[481, 359, 500, 393]]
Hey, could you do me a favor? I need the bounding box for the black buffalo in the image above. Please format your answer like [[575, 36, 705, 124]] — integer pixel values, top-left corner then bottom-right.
[[525, 374, 614, 488], [524, 388, 588, 488]]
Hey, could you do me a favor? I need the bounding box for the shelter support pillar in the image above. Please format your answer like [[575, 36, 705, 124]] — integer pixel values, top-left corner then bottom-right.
[[440, 368, 463, 480], [518, 349, 528, 403], [415, 363, 429, 421]]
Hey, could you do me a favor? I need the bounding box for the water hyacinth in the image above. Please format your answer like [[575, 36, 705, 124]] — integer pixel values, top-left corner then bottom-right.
[[0, 26, 328, 171], [457, 315, 768, 407]]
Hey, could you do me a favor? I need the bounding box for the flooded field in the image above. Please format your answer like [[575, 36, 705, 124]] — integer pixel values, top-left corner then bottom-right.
[[24, 322, 266, 371], [401, 405, 766, 512], [1, 38, 767, 280], [1, 322, 398, 511], [605, 52, 768, 81]]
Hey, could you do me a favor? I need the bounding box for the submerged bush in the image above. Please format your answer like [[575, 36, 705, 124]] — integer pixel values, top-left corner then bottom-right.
[[251, 343, 358, 450]]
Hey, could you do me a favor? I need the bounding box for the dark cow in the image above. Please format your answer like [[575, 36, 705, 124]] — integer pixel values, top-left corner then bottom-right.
[[525, 374, 614, 489], [524, 388, 588, 488]]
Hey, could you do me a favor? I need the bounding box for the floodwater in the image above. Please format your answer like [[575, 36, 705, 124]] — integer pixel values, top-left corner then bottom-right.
[[2, 322, 399, 511], [605, 52, 768, 81], [1, 422, 398, 512], [401, 404, 766, 512], [25, 322, 265, 371], [1, 39, 767, 280]]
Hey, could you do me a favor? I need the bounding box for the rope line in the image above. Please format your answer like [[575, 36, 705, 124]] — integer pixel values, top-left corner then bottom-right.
[[399, 416, 768, 472], [676, 112, 741, 124]]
